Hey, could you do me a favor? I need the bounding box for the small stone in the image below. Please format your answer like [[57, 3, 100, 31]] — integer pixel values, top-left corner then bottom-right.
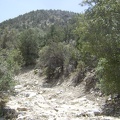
[[22, 91, 37, 98], [17, 107, 27, 111], [92, 109, 101, 116], [96, 98, 99, 101], [87, 111, 95, 117], [25, 94, 29, 97], [108, 97, 112, 101], [15, 85, 22, 89]]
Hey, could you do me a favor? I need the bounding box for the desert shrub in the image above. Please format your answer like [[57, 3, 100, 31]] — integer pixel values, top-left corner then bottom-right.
[[63, 43, 80, 76], [39, 42, 64, 80], [39, 42, 80, 81], [96, 58, 120, 95], [6, 49, 23, 74], [0, 49, 23, 91], [71, 60, 85, 86], [19, 29, 39, 66], [0, 28, 19, 50]]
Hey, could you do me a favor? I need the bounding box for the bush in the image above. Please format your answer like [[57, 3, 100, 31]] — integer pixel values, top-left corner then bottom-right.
[[96, 58, 120, 95], [19, 29, 39, 66], [38, 42, 80, 82], [77, 0, 120, 95], [0, 49, 23, 91], [39, 42, 64, 80]]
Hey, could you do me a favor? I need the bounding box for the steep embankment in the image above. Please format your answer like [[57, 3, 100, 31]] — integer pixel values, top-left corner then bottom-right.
[[4, 68, 120, 120]]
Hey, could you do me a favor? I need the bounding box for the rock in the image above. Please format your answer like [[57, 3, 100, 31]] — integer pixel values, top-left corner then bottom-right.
[[86, 111, 95, 117], [28, 92, 37, 98], [92, 109, 101, 116], [15, 85, 23, 89], [17, 107, 27, 111], [76, 112, 89, 117], [84, 70, 97, 92], [39, 69, 43, 76], [5, 69, 120, 120], [34, 81, 38, 85], [108, 97, 112, 101], [21, 91, 37, 98], [25, 93, 30, 97]]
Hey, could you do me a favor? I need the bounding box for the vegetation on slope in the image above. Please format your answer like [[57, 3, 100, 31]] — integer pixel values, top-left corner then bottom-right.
[[77, 0, 120, 95], [0, 3, 120, 116]]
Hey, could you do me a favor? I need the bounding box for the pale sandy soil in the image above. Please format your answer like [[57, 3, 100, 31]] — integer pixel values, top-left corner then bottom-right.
[[5, 69, 120, 120]]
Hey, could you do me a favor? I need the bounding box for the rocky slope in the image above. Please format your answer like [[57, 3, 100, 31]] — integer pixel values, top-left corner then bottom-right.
[[2, 68, 120, 120]]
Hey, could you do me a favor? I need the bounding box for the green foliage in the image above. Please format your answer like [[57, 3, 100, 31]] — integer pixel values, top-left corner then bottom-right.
[[0, 49, 23, 91], [39, 42, 64, 79], [38, 21, 78, 49], [63, 43, 80, 69], [79, 0, 120, 94], [19, 29, 39, 66], [0, 10, 76, 34], [75, 18, 97, 69], [39, 42, 79, 80], [0, 28, 19, 50], [42, 25, 65, 46], [6, 49, 23, 74], [84, 0, 120, 58], [96, 58, 120, 95]]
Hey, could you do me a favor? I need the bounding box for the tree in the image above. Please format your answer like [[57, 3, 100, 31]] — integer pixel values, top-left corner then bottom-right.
[[44, 25, 65, 45], [19, 29, 39, 66], [39, 42, 64, 81], [0, 28, 18, 49], [79, 0, 120, 94], [39, 42, 79, 81]]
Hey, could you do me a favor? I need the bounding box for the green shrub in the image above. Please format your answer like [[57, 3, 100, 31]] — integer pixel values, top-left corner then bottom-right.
[[96, 58, 120, 95], [38, 42, 80, 81], [0, 49, 23, 116], [19, 29, 39, 66], [76, 0, 120, 95], [0, 49, 23, 91], [39, 42, 64, 80]]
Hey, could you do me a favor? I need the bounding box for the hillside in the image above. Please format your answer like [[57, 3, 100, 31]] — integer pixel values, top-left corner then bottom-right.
[[0, 3, 120, 119], [0, 10, 77, 33]]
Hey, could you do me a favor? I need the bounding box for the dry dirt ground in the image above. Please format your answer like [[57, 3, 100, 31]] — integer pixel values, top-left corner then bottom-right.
[[3, 68, 120, 120]]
